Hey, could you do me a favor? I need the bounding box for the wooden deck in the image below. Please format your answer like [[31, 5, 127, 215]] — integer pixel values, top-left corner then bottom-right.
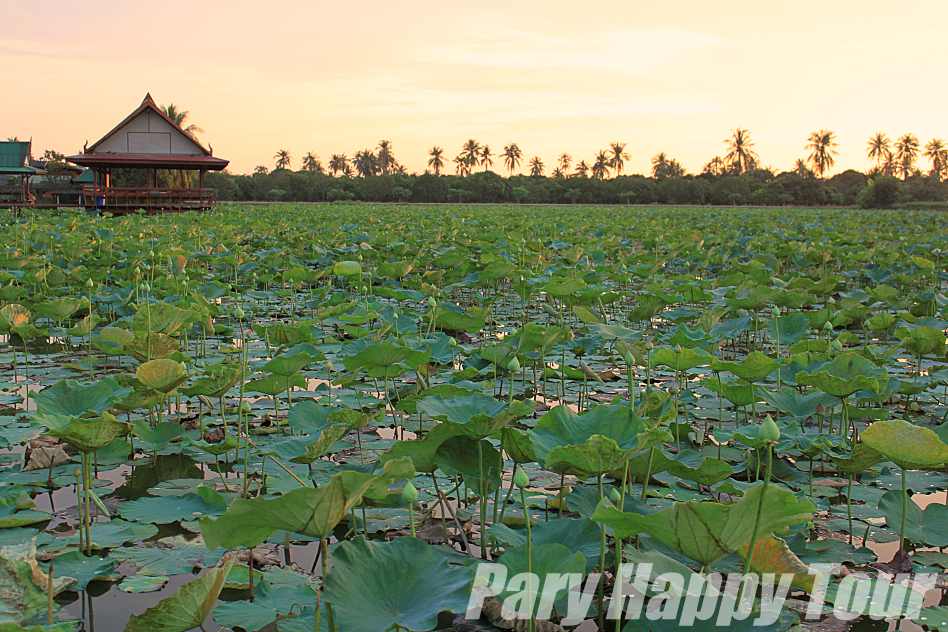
[[81, 186, 216, 213]]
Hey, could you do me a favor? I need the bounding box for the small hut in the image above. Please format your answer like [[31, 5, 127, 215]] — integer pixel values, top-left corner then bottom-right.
[[0, 140, 43, 206], [67, 94, 228, 213]]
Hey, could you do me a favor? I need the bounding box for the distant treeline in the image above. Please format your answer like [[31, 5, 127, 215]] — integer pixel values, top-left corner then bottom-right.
[[203, 169, 947, 208]]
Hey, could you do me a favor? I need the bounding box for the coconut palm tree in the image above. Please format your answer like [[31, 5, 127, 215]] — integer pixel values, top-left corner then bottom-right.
[[502, 144, 522, 175], [528, 156, 544, 176], [552, 167, 565, 179], [805, 129, 838, 178], [867, 132, 892, 172], [274, 149, 291, 171], [724, 129, 758, 174], [573, 160, 589, 178], [558, 153, 572, 173], [794, 159, 814, 178], [329, 154, 348, 176], [702, 156, 726, 176], [353, 149, 378, 177], [592, 151, 610, 180], [161, 104, 203, 136], [894, 134, 920, 180], [302, 152, 323, 173], [427, 147, 445, 175], [651, 153, 685, 179], [924, 138, 947, 179], [609, 142, 629, 175], [454, 153, 470, 176], [478, 145, 493, 171], [376, 140, 396, 175], [461, 139, 480, 172]]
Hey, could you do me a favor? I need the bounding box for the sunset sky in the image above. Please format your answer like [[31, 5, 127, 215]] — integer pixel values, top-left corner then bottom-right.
[[3, 0, 946, 176]]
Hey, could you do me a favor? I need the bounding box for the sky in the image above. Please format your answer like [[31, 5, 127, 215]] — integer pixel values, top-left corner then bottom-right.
[[2, 0, 946, 176]]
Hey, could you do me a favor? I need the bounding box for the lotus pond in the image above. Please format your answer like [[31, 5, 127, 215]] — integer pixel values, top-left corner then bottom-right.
[[0, 203, 946, 632]]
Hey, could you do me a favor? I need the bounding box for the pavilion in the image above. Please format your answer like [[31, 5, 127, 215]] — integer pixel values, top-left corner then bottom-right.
[[67, 94, 228, 213], [0, 140, 43, 207]]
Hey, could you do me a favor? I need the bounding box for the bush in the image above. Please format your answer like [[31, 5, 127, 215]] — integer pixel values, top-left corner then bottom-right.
[[858, 176, 901, 209]]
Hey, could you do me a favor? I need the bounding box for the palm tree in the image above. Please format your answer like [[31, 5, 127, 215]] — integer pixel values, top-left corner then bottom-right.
[[592, 151, 610, 180], [377, 140, 396, 175], [461, 139, 480, 172], [329, 154, 348, 176], [924, 139, 947, 179], [479, 145, 493, 171], [867, 133, 892, 172], [528, 156, 544, 177], [702, 156, 726, 176], [274, 149, 291, 171], [573, 160, 589, 178], [253, 165, 269, 176], [805, 129, 838, 178], [502, 144, 522, 175], [353, 149, 378, 177], [454, 154, 470, 176], [161, 104, 203, 136], [609, 142, 629, 175], [302, 152, 323, 173], [427, 146, 445, 175], [552, 167, 565, 179], [651, 152, 670, 178], [558, 153, 572, 173], [724, 129, 758, 174], [894, 134, 919, 180], [794, 159, 813, 178]]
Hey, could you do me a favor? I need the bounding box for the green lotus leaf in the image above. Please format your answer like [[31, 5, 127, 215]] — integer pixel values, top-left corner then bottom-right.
[[796, 351, 886, 398], [119, 574, 168, 593], [92, 326, 136, 355], [767, 312, 810, 345], [828, 443, 883, 474], [0, 496, 49, 529], [434, 436, 503, 490], [263, 349, 316, 377], [428, 303, 486, 333], [650, 346, 713, 372], [592, 481, 815, 567], [125, 332, 181, 361], [343, 341, 429, 378], [136, 359, 188, 394], [34, 298, 84, 322], [44, 412, 128, 452], [246, 373, 306, 396], [181, 363, 240, 398], [213, 566, 318, 631], [418, 393, 533, 438], [287, 400, 332, 434], [119, 487, 228, 524], [496, 542, 586, 618], [760, 386, 836, 419], [124, 558, 233, 632], [62, 519, 157, 550], [488, 518, 602, 570], [131, 302, 193, 336], [546, 434, 635, 477], [33, 377, 131, 423], [530, 401, 646, 467], [324, 536, 473, 632], [0, 541, 73, 625], [381, 422, 464, 473], [712, 351, 781, 383], [878, 490, 948, 547], [200, 458, 414, 547], [0, 304, 30, 331], [896, 325, 946, 357], [291, 423, 349, 464], [43, 550, 116, 591], [332, 260, 362, 277], [862, 419, 948, 470]]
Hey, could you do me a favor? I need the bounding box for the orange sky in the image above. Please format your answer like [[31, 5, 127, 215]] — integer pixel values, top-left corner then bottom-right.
[[2, 0, 945, 176]]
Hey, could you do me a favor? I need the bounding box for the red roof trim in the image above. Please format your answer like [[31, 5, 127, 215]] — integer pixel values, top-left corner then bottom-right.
[[85, 94, 213, 156], [66, 153, 229, 170]]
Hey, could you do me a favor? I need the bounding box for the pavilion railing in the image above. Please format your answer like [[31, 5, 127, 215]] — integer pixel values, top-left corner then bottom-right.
[[81, 186, 216, 213]]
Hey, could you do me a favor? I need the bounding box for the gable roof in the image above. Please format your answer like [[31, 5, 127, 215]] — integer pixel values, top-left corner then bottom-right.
[[0, 141, 38, 174], [85, 93, 212, 156]]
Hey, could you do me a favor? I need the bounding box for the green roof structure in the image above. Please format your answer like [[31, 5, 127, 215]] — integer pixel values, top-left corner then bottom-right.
[[0, 141, 39, 175]]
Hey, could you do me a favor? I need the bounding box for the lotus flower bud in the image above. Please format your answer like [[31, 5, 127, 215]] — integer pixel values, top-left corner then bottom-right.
[[140, 282, 150, 294], [608, 487, 622, 504], [771, 306, 780, 318], [507, 356, 521, 372], [234, 307, 245, 320], [831, 339, 843, 352], [85, 278, 95, 289], [623, 350, 634, 366], [513, 467, 529, 489], [823, 321, 833, 332], [401, 481, 418, 504], [760, 415, 780, 443], [427, 296, 437, 309]]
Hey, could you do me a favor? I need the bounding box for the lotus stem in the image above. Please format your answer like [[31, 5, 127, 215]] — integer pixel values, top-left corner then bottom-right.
[[745, 441, 773, 575], [519, 485, 535, 632]]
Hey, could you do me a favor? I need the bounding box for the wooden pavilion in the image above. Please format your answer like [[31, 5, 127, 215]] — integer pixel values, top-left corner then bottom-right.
[[67, 94, 228, 213], [0, 140, 43, 207]]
